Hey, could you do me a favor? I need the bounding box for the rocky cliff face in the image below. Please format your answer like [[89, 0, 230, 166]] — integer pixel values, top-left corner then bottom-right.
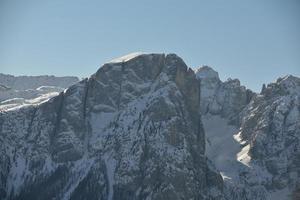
[[196, 66, 300, 200], [0, 54, 223, 200], [237, 75, 300, 199], [195, 66, 253, 125]]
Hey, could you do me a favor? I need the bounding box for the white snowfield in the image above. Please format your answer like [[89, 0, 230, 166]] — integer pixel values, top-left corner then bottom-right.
[[108, 52, 144, 63], [203, 115, 241, 180], [0, 92, 59, 111]]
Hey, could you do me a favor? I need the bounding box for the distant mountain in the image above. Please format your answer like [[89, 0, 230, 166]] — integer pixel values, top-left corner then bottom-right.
[[0, 53, 299, 200], [0, 73, 79, 110], [0, 73, 79, 90]]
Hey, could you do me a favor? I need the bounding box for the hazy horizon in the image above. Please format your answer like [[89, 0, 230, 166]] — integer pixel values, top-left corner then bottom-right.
[[0, 51, 298, 93], [1, 0, 300, 92]]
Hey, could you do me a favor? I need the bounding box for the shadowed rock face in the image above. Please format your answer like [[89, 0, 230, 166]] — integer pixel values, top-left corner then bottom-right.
[[0, 53, 223, 200], [195, 66, 254, 125]]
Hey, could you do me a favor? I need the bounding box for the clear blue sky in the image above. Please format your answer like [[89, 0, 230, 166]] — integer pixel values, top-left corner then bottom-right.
[[0, 0, 299, 91]]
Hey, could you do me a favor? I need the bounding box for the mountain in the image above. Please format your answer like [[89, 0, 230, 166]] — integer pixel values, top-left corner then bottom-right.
[[196, 67, 300, 199], [0, 73, 79, 91], [0, 74, 79, 110], [0, 54, 223, 200], [195, 66, 254, 123], [235, 75, 300, 199], [0, 53, 299, 200]]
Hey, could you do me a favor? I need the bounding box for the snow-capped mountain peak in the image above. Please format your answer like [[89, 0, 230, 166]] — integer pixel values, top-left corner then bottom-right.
[[0, 53, 223, 200], [0, 53, 299, 200]]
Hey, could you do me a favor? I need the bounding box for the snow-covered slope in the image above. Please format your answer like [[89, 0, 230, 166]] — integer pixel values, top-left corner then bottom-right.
[[0, 74, 79, 110], [0, 92, 60, 111], [0, 54, 223, 200], [202, 114, 240, 181]]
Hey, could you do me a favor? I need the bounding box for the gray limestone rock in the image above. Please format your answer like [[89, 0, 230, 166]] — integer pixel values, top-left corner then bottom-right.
[[0, 53, 223, 200]]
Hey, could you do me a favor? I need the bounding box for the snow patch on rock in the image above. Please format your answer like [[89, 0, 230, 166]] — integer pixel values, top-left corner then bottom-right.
[[108, 52, 144, 63]]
